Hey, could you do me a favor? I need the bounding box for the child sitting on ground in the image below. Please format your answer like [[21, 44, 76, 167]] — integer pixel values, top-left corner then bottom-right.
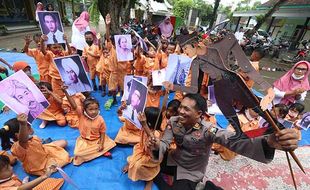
[[0, 155, 65, 190], [123, 107, 162, 190], [62, 92, 86, 128], [36, 82, 66, 129], [63, 85, 116, 165], [9, 114, 70, 176]]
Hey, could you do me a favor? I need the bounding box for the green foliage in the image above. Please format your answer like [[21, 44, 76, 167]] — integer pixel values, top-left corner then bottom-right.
[[173, 0, 194, 19], [255, 14, 265, 23], [88, 1, 100, 25], [235, 0, 261, 11]]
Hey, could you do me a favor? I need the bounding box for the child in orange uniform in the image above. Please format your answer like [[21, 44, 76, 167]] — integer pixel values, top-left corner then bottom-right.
[[0, 155, 64, 190], [146, 77, 165, 108], [23, 34, 51, 83], [10, 114, 70, 176], [134, 44, 157, 77], [123, 107, 162, 190], [36, 82, 66, 129], [160, 99, 181, 132], [96, 46, 111, 97], [62, 92, 86, 128], [63, 86, 116, 165], [40, 34, 72, 98], [82, 31, 101, 91], [115, 101, 141, 145]]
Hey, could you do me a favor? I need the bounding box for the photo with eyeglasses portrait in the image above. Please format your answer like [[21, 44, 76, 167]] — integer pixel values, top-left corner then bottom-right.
[[37, 11, 65, 44], [0, 71, 49, 124]]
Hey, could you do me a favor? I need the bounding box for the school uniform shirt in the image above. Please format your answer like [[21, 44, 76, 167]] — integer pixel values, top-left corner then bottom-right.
[[46, 30, 64, 44], [26, 49, 50, 82], [152, 116, 275, 182]]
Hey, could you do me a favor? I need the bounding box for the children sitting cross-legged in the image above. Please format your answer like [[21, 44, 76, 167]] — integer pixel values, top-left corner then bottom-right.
[[36, 82, 66, 129], [9, 114, 70, 176], [62, 85, 116, 165], [122, 107, 163, 190], [0, 155, 65, 190]]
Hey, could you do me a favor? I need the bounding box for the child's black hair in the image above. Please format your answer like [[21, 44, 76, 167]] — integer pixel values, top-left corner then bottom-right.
[[274, 103, 289, 119], [37, 81, 53, 91], [33, 33, 41, 40], [84, 31, 94, 36], [144, 107, 162, 130], [167, 99, 181, 112], [83, 97, 100, 109], [0, 155, 10, 171], [252, 48, 265, 60], [289, 102, 305, 114], [0, 118, 20, 150]]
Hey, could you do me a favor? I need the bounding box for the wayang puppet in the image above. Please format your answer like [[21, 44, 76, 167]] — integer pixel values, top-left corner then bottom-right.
[[164, 31, 276, 140]]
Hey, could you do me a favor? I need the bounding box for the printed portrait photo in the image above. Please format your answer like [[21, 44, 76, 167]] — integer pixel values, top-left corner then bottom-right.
[[114, 35, 134, 62], [300, 112, 310, 130], [121, 75, 148, 102], [165, 54, 192, 86], [54, 55, 92, 96], [152, 69, 166, 86], [0, 71, 49, 124], [37, 11, 65, 44], [122, 79, 148, 128]]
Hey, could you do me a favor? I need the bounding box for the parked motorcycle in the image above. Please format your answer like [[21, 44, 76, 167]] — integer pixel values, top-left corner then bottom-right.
[[282, 40, 309, 64]]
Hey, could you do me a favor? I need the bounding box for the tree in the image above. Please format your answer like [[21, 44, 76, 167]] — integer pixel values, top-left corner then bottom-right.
[[194, 0, 213, 26], [98, 0, 165, 34], [208, 0, 221, 29], [247, 0, 288, 36], [172, 0, 194, 20]]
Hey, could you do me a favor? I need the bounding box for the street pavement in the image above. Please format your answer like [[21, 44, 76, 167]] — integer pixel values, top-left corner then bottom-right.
[[0, 29, 309, 110]]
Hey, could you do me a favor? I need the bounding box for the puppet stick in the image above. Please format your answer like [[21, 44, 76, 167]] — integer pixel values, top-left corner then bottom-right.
[[271, 102, 298, 190], [56, 167, 80, 189], [286, 151, 298, 190], [154, 90, 169, 131]]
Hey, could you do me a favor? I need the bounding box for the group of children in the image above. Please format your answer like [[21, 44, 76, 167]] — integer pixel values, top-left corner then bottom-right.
[[0, 14, 307, 190]]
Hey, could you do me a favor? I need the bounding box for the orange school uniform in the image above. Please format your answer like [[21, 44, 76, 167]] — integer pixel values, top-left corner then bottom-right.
[[11, 136, 70, 176], [45, 51, 69, 98], [0, 174, 64, 190], [96, 53, 111, 86], [38, 96, 66, 126], [62, 93, 85, 128], [73, 106, 116, 165], [146, 90, 165, 108], [155, 51, 168, 69], [127, 130, 160, 181], [26, 49, 51, 82], [114, 119, 141, 145], [83, 44, 100, 80]]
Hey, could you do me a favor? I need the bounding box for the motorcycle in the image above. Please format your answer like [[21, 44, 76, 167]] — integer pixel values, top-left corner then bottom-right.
[[282, 40, 309, 64]]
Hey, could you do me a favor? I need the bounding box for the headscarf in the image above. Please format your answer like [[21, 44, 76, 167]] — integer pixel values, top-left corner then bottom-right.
[[6, 79, 28, 98], [74, 11, 90, 32], [273, 60, 310, 105], [61, 58, 80, 76], [12, 61, 30, 72], [158, 16, 173, 38]]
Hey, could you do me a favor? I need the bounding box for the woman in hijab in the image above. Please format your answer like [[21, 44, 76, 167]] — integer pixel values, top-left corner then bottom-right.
[[158, 16, 174, 39], [71, 11, 91, 56], [273, 60, 310, 105]]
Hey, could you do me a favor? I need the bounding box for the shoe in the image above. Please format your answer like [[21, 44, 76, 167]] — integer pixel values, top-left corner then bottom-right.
[[101, 91, 106, 97], [103, 151, 112, 159]]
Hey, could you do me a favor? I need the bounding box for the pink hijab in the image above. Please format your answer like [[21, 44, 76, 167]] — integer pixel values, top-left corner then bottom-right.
[[273, 60, 310, 105], [74, 11, 90, 31], [158, 16, 173, 38]]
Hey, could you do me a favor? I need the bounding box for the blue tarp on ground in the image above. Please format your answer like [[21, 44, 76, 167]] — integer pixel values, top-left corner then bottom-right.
[[0, 52, 309, 190]]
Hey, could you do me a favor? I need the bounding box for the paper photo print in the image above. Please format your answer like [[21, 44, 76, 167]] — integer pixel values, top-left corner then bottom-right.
[[152, 69, 166, 86], [54, 55, 92, 96], [122, 79, 148, 129], [300, 112, 310, 131], [165, 54, 192, 86], [37, 11, 65, 44], [114, 35, 134, 62], [121, 75, 148, 101], [0, 71, 49, 124]]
